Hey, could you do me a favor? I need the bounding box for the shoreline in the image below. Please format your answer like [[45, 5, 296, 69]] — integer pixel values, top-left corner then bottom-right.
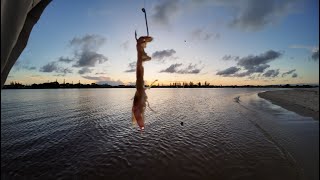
[[258, 89, 319, 120]]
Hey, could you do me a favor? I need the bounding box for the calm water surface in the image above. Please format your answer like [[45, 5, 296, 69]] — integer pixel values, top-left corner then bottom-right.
[[1, 88, 318, 179]]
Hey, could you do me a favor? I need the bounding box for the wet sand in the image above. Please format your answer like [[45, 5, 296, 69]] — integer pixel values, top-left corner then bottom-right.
[[258, 89, 319, 120]]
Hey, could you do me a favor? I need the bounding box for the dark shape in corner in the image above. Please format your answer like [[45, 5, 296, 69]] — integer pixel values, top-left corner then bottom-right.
[[234, 96, 240, 103]]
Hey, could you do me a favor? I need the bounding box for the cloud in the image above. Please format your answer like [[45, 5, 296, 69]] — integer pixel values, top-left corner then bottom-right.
[[37, 34, 108, 77], [70, 34, 106, 51], [192, 29, 213, 40], [78, 67, 93, 74], [311, 49, 319, 61], [217, 50, 282, 77], [120, 40, 130, 50], [222, 55, 239, 61], [69, 34, 108, 67], [289, 45, 319, 61], [151, 0, 299, 30], [191, 29, 218, 41], [263, 69, 280, 78], [13, 61, 37, 71], [292, 73, 298, 78], [58, 57, 73, 63], [282, 69, 296, 77], [40, 62, 59, 72], [95, 72, 107, 75], [229, 0, 298, 31], [237, 50, 282, 69], [151, 0, 180, 26], [160, 63, 202, 74], [177, 63, 202, 74], [124, 62, 136, 73], [40, 62, 73, 74], [82, 76, 124, 86], [152, 49, 176, 61], [160, 63, 182, 73], [60, 68, 73, 74], [73, 51, 108, 67], [216, 66, 240, 76], [289, 44, 315, 50], [231, 64, 270, 77]]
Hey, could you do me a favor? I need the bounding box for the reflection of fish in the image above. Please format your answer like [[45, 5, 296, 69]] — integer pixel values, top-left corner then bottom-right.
[[132, 35, 153, 130]]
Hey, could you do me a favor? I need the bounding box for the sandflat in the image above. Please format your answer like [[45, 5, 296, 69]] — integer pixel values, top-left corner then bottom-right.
[[258, 89, 319, 120]]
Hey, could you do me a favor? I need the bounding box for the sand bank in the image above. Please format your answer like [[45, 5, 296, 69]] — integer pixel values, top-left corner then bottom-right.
[[258, 89, 319, 120]]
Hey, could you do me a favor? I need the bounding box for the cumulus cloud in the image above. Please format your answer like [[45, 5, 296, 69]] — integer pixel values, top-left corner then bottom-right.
[[70, 34, 106, 51], [311, 49, 319, 61], [40, 62, 59, 72], [289, 45, 315, 50], [160, 63, 182, 73], [73, 51, 108, 67], [13, 61, 37, 71], [78, 67, 93, 74], [289, 45, 319, 61], [37, 34, 108, 77], [40, 62, 73, 75], [160, 63, 202, 74], [82, 76, 124, 86], [246, 64, 270, 73], [120, 40, 130, 50], [95, 72, 107, 75], [229, 64, 270, 77], [237, 50, 282, 69], [216, 66, 240, 76], [58, 57, 73, 63], [191, 29, 219, 41], [233, 50, 281, 76], [69, 34, 108, 67], [177, 63, 202, 74], [229, 0, 298, 31], [152, 49, 176, 61], [217, 50, 282, 77], [263, 69, 280, 78], [151, 0, 180, 26], [60, 68, 73, 74], [222, 55, 239, 61], [124, 62, 136, 73], [151, 0, 299, 31], [282, 69, 296, 77]]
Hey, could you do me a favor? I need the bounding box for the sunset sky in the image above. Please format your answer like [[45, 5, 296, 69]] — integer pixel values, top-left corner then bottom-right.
[[6, 0, 319, 86]]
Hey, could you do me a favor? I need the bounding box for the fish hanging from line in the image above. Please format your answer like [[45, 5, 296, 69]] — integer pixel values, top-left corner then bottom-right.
[[132, 7, 155, 130], [132, 35, 153, 130]]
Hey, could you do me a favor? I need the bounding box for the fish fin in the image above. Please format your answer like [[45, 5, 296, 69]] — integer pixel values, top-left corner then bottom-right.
[[146, 100, 156, 113], [132, 111, 137, 125]]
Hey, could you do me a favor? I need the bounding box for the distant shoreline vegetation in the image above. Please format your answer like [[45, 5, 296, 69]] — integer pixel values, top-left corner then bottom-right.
[[2, 81, 319, 89]]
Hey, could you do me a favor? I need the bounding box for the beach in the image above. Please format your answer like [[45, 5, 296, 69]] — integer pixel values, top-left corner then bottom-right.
[[258, 89, 319, 120]]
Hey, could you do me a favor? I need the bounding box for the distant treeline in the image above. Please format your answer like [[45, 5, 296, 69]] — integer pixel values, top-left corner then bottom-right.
[[2, 81, 318, 89]]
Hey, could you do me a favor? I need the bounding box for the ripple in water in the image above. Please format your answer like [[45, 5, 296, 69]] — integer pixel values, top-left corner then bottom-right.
[[1, 88, 318, 179]]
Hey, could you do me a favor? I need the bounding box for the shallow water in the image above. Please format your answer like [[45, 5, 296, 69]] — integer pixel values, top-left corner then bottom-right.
[[1, 88, 318, 179]]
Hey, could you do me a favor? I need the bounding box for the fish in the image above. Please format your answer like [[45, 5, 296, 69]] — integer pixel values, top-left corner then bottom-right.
[[132, 35, 153, 130]]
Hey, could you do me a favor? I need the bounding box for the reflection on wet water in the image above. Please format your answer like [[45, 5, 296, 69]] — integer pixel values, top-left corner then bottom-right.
[[1, 88, 318, 179]]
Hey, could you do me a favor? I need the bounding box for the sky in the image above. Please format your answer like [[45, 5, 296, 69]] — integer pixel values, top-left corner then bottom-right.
[[6, 0, 319, 86]]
